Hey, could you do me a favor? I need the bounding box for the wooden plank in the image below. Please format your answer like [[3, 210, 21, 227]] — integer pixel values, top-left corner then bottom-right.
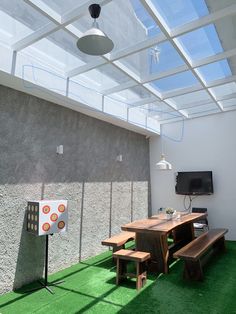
[[101, 232, 135, 247], [113, 249, 150, 262], [173, 228, 228, 261]]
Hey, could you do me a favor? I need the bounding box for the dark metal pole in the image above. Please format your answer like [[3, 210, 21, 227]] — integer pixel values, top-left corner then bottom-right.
[[45, 234, 49, 286]]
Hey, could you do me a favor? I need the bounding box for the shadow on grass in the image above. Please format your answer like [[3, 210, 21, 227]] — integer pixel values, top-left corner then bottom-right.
[[55, 284, 123, 313]]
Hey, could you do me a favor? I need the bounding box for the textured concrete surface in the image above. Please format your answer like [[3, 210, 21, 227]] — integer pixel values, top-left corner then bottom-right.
[[0, 183, 44, 293], [0, 85, 150, 294], [132, 182, 149, 221], [81, 182, 111, 260], [111, 182, 132, 235]]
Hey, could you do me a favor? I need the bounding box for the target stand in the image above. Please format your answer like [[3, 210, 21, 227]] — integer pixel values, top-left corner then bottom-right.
[[27, 234, 64, 294], [25, 200, 68, 294]]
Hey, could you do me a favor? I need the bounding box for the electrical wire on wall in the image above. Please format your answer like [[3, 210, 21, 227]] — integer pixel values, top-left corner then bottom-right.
[[183, 195, 198, 213]]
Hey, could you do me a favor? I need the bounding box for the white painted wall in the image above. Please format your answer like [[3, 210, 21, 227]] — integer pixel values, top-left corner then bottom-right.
[[150, 111, 236, 240]]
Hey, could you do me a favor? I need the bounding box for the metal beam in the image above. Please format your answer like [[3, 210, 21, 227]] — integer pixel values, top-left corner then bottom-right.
[[109, 33, 166, 61], [141, 64, 188, 84], [12, 23, 60, 51], [192, 48, 236, 68], [162, 85, 203, 99], [206, 75, 236, 88], [101, 81, 137, 95], [217, 93, 236, 101], [66, 59, 107, 78], [24, 0, 61, 23], [128, 96, 157, 108], [171, 3, 236, 38]]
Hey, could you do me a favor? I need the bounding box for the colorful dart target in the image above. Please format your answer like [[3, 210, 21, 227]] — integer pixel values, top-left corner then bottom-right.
[[27, 200, 67, 235]]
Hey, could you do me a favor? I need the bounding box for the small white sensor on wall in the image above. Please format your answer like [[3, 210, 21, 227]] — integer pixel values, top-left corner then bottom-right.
[[56, 145, 63, 155], [116, 154, 123, 162]]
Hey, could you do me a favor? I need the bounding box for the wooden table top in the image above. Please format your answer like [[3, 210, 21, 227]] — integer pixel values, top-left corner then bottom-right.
[[121, 212, 207, 234]]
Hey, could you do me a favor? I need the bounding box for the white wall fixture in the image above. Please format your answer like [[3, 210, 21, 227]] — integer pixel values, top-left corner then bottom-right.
[[56, 145, 64, 155], [77, 4, 114, 56], [116, 154, 123, 162]]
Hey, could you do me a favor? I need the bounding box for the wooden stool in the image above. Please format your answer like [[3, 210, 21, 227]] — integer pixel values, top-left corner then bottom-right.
[[113, 249, 150, 290]]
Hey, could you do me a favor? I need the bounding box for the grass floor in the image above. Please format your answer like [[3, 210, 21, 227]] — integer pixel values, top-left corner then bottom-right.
[[1, 242, 236, 314]]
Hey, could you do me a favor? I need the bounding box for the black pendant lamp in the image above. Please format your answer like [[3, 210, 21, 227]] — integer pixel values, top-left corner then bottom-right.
[[77, 4, 114, 56]]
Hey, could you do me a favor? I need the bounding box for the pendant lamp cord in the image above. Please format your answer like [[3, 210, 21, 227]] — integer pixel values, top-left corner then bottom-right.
[[160, 124, 163, 155]]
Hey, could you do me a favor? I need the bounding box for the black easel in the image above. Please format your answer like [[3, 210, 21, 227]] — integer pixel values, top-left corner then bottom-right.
[[27, 234, 64, 294]]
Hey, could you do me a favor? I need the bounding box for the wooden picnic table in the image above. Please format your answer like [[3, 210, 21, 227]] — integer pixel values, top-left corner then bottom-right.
[[121, 212, 207, 274]]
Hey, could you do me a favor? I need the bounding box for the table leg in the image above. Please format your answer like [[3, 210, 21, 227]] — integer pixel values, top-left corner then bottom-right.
[[160, 233, 169, 274], [135, 232, 168, 274]]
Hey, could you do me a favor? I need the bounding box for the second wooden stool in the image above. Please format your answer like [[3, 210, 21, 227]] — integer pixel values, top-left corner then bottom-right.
[[113, 249, 150, 290]]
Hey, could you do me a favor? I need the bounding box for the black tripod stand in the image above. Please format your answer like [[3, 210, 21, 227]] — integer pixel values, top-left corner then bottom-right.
[[27, 234, 64, 294]]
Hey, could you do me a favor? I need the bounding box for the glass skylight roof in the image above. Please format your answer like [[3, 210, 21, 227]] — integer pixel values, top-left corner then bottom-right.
[[150, 0, 209, 29], [0, 0, 236, 132]]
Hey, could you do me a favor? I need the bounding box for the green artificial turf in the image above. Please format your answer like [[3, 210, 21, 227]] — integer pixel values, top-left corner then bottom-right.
[[1, 241, 236, 314]]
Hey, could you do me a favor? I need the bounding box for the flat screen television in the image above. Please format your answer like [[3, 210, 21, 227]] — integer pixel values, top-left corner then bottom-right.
[[175, 171, 213, 195]]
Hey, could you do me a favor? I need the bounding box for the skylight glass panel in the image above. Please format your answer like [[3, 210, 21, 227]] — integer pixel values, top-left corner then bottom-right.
[[185, 103, 219, 115], [196, 60, 232, 84], [120, 41, 185, 80], [209, 82, 236, 98], [151, 71, 199, 93], [41, 0, 88, 14], [24, 29, 100, 71], [219, 98, 236, 109], [72, 0, 161, 54], [110, 86, 152, 104], [167, 90, 212, 109], [73, 63, 131, 92], [0, 0, 52, 44], [175, 24, 223, 61], [150, 0, 209, 29]]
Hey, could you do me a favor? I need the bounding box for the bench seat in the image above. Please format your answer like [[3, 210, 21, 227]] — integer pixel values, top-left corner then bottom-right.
[[113, 249, 150, 290], [174, 228, 228, 280], [101, 232, 135, 253]]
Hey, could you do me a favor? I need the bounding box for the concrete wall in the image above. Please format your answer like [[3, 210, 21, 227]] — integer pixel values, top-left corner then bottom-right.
[[150, 111, 236, 240], [0, 85, 150, 294]]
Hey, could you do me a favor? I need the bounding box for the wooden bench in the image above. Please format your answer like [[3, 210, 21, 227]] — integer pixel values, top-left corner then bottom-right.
[[113, 249, 150, 290], [173, 228, 228, 281], [101, 232, 135, 253]]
